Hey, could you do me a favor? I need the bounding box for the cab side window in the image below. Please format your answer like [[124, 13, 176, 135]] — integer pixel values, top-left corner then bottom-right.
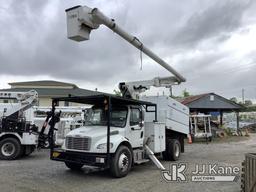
[[130, 108, 141, 126]]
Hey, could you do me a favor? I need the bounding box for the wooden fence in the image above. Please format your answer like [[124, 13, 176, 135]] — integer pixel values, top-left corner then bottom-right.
[[241, 153, 256, 192]]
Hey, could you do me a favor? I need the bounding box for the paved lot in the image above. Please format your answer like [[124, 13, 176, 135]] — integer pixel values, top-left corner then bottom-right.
[[0, 135, 255, 192]]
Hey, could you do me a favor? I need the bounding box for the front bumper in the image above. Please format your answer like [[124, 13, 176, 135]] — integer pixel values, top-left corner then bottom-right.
[[51, 149, 110, 168]]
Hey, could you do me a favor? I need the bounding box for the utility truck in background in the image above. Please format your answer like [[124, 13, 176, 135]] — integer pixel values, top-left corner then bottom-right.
[[0, 89, 90, 160], [0, 90, 39, 160], [27, 106, 87, 147], [48, 5, 189, 178]]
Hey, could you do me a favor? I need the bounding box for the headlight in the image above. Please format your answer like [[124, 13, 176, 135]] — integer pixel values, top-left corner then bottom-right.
[[97, 143, 113, 149]]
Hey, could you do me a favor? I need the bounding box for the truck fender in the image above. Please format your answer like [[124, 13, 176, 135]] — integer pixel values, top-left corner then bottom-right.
[[0, 132, 23, 144], [94, 135, 130, 153], [111, 135, 131, 153]]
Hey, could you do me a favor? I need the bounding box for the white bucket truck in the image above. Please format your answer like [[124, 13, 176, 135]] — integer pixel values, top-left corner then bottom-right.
[[0, 90, 39, 160], [48, 5, 189, 177], [50, 92, 189, 178], [50, 77, 189, 178]]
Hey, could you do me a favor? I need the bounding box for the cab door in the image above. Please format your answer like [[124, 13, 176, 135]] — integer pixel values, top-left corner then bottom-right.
[[125, 107, 144, 148]]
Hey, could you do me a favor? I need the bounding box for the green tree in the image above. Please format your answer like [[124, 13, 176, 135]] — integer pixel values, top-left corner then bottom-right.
[[238, 101, 244, 105], [230, 97, 238, 103], [244, 100, 253, 106], [182, 89, 190, 98]]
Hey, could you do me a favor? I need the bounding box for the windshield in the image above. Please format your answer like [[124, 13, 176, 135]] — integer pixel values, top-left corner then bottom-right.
[[85, 106, 127, 128]]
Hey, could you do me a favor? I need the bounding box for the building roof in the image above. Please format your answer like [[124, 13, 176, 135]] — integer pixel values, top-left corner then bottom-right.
[[0, 80, 101, 98], [53, 94, 156, 106], [8, 80, 78, 88], [0, 87, 98, 98], [178, 93, 209, 105], [178, 93, 242, 111]]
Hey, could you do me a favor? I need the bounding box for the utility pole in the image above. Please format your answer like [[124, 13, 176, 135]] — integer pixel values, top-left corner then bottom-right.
[[255, 88, 256, 103], [242, 88, 245, 104]]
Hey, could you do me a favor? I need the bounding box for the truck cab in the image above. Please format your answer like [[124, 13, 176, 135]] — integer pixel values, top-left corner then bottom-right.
[[64, 104, 144, 153]]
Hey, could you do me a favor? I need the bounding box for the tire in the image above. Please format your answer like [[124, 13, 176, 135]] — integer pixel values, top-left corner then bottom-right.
[[21, 145, 35, 157], [0, 138, 21, 160], [162, 139, 181, 161], [65, 162, 83, 171], [110, 145, 132, 178], [19, 145, 25, 157]]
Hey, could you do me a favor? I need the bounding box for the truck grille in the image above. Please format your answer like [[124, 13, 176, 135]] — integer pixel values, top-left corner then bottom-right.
[[65, 136, 91, 151]]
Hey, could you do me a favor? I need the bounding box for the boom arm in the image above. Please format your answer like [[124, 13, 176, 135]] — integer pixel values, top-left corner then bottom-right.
[[0, 90, 38, 117], [65, 5, 186, 83], [119, 76, 176, 99]]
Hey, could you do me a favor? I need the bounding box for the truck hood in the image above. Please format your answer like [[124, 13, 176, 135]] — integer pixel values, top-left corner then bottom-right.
[[66, 126, 119, 138], [64, 125, 127, 153]]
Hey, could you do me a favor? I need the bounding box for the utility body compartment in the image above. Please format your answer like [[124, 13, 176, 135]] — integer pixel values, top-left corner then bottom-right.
[[144, 122, 165, 153], [141, 95, 189, 135]]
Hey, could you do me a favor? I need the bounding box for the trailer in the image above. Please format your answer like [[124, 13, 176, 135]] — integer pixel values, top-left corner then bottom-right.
[[190, 114, 212, 142]]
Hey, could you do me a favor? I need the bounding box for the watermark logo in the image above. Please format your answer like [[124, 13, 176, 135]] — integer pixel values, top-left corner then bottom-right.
[[162, 163, 240, 182], [162, 163, 187, 182]]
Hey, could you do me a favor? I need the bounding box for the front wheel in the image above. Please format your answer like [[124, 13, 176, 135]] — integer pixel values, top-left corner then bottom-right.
[[65, 162, 83, 170], [110, 145, 132, 178], [0, 138, 21, 160], [162, 139, 181, 161]]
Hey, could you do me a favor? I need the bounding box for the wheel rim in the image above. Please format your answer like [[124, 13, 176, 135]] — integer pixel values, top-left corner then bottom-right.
[[118, 153, 129, 172], [1, 142, 15, 157], [174, 143, 180, 157]]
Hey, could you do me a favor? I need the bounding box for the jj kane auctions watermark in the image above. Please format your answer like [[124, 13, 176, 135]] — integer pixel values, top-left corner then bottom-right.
[[162, 163, 240, 182]]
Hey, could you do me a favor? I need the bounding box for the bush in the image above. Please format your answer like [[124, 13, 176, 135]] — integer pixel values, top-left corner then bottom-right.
[[224, 128, 233, 136]]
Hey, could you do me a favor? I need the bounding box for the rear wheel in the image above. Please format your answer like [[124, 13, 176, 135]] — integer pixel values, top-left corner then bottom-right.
[[65, 162, 83, 170], [0, 138, 21, 160], [162, 139, 181, 161], [110, 145, 132, 178]]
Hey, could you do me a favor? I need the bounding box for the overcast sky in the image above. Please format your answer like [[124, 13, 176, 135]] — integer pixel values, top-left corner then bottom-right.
[[0, 0, 256, 101]]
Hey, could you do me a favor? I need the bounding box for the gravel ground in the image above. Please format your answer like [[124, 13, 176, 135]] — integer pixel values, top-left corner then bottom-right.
[[0, 134, 255, 192]]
